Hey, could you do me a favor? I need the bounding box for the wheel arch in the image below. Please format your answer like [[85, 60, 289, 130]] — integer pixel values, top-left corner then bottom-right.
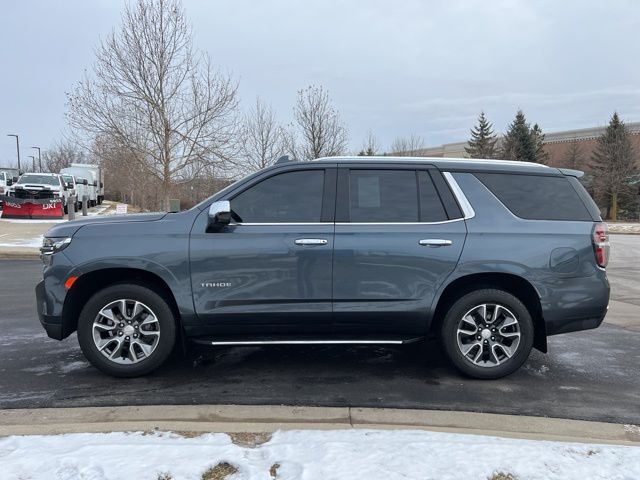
[[431, 272, 547, 352], [62, 267, 183, 341]]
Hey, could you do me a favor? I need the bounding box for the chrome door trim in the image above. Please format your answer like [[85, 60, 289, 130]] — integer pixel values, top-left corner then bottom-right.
[[208, 339, 405, 345], [442, 171, 476, 220]]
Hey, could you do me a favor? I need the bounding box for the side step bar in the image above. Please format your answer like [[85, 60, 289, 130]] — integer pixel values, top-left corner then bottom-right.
[[191, 335, 424, 347]]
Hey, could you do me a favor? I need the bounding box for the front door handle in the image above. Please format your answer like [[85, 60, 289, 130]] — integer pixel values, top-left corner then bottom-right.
[[294, 238, 328, 246], [419, 239, 453, 247]]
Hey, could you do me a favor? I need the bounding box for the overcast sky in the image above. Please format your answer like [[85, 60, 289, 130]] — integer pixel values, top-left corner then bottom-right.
[[1, 0, 639, 167]]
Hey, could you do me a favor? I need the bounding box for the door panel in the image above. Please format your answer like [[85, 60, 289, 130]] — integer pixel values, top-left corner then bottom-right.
[[332, 167, 467, 333], [190, 219, 334, 325]]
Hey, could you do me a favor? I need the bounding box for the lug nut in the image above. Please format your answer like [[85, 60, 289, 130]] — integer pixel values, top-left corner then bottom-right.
[[484, 340, 488, 344], [118, 331, 123, 336], [134, 325, 139, 329], [491, 336, 495, 341], [125, 336, 130, 340], [119, 323, 124, 328], [477, 335, 481, 340], [133, 333, 138, 339]]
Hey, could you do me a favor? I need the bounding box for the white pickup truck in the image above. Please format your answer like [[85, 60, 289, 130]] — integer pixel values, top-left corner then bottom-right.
[[11, 172, 70, 212]]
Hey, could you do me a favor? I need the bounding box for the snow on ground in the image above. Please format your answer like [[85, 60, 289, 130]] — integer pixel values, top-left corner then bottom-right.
[[0, 234, 43, 248], [608, 223, 640, 234], [1, 429, 638, 480]]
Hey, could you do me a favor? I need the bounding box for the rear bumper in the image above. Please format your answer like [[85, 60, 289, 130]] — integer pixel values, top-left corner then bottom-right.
[[542, 270, 610, 336]]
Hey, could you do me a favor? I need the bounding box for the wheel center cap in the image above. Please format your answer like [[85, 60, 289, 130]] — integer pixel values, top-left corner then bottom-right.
[[123, 325, 135, 336], [481, 328, 491, 340]]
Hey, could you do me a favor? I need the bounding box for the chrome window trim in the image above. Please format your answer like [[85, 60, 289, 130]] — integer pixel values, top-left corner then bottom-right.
[[232, 222, 329, 226], [442, 171, 475, 220]]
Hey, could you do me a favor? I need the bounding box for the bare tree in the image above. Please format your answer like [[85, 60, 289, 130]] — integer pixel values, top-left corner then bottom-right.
[[66, 0, 239, 209], [390, 134, 425, 156], [563, 139, 582, 169], [289, 85, 349, 161], [358, 130, 380, 156], [236, 98, 286, 175], [42, 140, 87, 173]]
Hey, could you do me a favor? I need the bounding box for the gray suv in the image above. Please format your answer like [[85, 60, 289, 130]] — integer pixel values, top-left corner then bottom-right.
[[36, 157, 610, 379]]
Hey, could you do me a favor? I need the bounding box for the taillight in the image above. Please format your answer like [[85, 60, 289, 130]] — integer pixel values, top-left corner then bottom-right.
[[592, 222, 609, 268]]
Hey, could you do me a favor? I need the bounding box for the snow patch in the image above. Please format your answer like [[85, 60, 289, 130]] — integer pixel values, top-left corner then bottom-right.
[[0, 429, 639, 480]]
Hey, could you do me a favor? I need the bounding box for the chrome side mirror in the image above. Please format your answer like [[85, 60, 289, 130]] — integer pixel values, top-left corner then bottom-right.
[[207, 200, 231, 230]]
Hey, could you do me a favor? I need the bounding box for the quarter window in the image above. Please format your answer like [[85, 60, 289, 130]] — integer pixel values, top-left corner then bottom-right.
[[418, 171, 449, 222], [231, 170, 325, 223]]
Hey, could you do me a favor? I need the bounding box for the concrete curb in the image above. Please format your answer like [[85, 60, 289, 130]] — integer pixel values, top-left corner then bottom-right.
[[1, 405, 638, 445]]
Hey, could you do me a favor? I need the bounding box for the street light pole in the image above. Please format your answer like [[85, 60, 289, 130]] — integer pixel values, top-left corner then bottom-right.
[[31, 146, 42, 172], [28, 155, 36, 172], [7, 134, 21, 172]]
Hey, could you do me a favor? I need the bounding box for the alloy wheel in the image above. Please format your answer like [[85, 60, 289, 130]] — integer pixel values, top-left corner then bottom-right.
[[92, 299, 161, 364], [456, 303, 521, 368]]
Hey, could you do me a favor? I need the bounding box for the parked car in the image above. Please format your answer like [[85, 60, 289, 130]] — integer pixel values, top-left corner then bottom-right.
[[11, 172, 69, 211], [60, 174, 81, 212], [0, 170, 13, 201], [36, 157, 610, 378]]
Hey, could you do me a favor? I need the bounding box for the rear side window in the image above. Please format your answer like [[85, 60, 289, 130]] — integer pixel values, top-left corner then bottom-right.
[[475, 173, 593, 221], [349, 170, 418, 222]]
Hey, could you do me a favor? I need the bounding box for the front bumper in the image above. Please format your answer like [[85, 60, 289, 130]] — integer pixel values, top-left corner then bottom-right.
[[36, 280, 64, 340]]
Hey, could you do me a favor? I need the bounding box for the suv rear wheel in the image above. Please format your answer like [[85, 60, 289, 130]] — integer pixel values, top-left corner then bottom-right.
[[440, 288, 534, 379], [77, 284, 176, 377]]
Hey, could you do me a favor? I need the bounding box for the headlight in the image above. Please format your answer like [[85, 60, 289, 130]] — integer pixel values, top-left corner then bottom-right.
[[40, 237, 72, 255]]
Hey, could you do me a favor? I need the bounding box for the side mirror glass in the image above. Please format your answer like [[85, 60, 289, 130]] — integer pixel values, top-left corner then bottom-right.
[[67, 182, 74, 189], [83, 179, 88, 186], [12, 177, 18, 183], [207, 200, 231, 229], [6, 179, 12, 186]]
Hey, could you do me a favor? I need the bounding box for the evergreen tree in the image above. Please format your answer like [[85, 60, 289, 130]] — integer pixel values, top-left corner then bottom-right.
[[563, 140, 582, 169], [590, 112, 637, 220], [500, 110, 549, 163], [465, 111, 498, 158], [531, 123, 549, 164]]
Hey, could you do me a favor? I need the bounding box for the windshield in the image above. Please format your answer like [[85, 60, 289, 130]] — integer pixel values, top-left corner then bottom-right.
[[17, 174, 60, 186]]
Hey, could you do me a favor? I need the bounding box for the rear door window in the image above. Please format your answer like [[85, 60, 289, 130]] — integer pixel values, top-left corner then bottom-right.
[[475, 173, 593, 221], [348, 170, 419, 222]]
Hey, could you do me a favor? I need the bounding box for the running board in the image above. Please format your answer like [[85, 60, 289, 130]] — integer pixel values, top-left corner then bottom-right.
[[190, 334, 424, 346]]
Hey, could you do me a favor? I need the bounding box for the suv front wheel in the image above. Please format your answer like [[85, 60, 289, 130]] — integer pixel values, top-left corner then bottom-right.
[[441, 288, 534, 379], [77, 284, 176, 377]]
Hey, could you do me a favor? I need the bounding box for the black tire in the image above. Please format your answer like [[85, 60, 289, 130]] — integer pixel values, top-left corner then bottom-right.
[[77, 283, 176, 377], [440, 288, 534, 379]]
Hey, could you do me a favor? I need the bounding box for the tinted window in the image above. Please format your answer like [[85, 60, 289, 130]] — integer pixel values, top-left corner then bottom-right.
[[349, 170, 418, 222], [418, 171, 448, 222], [232, 170, 324, 223], [475, 173, 592, 221]]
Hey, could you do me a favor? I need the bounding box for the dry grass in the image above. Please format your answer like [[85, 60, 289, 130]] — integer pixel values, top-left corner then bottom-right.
[[488, 473, 518, 480], [201, 462, 238, 480], [229, 432, 272, 448], [157, 474, 173, 480], [269, 463, 281, 479]]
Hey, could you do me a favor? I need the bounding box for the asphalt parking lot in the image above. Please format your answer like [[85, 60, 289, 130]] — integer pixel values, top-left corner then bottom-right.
[[0, 235, 638, 424]]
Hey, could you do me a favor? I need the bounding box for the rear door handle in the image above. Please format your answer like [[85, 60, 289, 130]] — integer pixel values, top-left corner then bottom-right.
[[294, 238, 328, 246], [419, 239, 453, 247]]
